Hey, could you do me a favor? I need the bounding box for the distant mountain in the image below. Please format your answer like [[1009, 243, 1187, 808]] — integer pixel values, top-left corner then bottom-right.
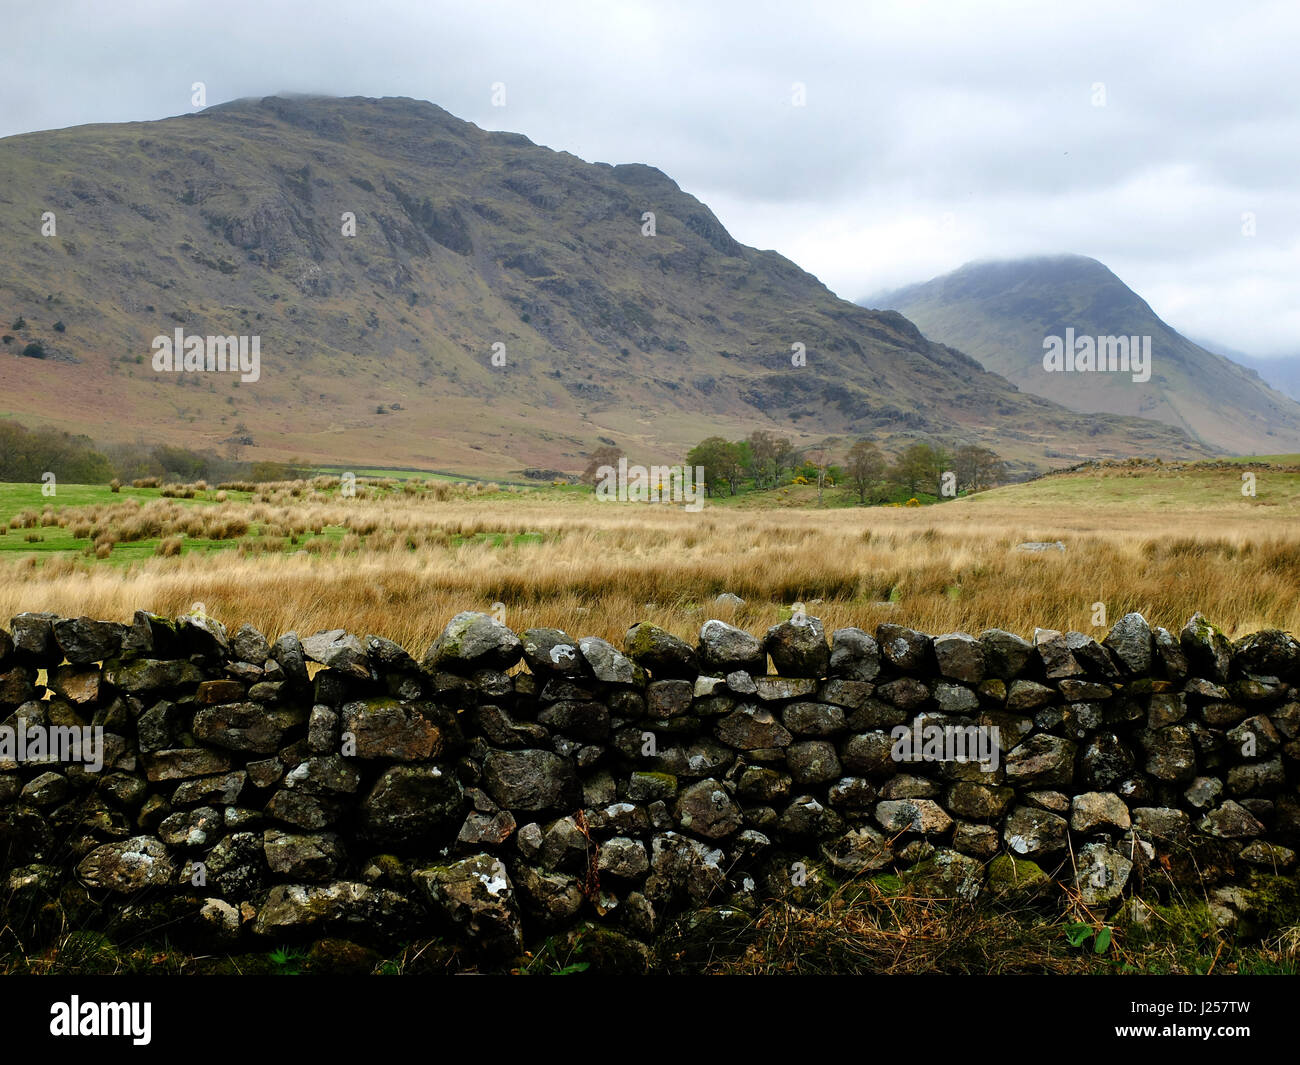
[[0, 99, 1208, 476], [1189, 340, 1300, 406], [868, 255, 1300, 454]]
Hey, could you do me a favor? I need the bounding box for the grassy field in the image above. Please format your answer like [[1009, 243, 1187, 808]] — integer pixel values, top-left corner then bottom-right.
[[1, 460, 1299, 651]]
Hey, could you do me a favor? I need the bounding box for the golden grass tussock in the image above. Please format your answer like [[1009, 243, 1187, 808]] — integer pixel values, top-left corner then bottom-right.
[[2, 469, 1299, 652]]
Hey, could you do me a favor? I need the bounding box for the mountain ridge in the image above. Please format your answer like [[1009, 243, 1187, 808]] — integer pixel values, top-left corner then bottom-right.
[[868, 254, 1300, 454], [1, 96, 1209, 476]]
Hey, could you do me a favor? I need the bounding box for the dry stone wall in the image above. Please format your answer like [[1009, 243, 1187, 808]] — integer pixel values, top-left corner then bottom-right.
[[2, 608, 1298, 961]]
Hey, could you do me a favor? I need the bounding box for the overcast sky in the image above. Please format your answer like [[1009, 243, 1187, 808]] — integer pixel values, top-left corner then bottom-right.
[[4, 0, 1296, 356]]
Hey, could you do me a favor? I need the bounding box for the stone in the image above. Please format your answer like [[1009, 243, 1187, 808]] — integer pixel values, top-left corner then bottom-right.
[[764, 616, 830, 677], [987, 854, 1050, 896], [953, 822, 1000, 858], [1070, 792, 1132, 834], [1007, 680, 1054, 712], [53, 617, 124, 665], [1075, 842, 1133, 905], [578, 636, 646, 686], [829, 628, 881, 681], [231, 623, 272, 664], [197, 679, 246, 705], [627, 771, 678, 802], [979, 629, 1034, 680], [676, 779, 743, 839], [1232, 629, 1299, 679], [1239, 841, 1295, 869], [875, 798, 953, 835], [1103, 613, 1153, 674], [646, 679, 694, 718], [1079, 733, 1136, 790], [1005, 734, 1076, 789], [647, 832, 727, 902], [49, 667, 100, 705], [877, 624, 929, 672], [458, 809, 517, 848], [172, 771, 246, 806], [827, 776, 877, 808], [1034, 629, 1083, 679], [933, 683, 979, 713], [308, 705, 339, 753], [598, 836, 649, 878], [104, 658, 203, 693], [755, 676, 819, 701], [264, 829, 344, 880], [816, 679, 874, 710], [781, 701, 846, 736], [361, 765, 465, 846], [538, 699, 610, 741], [820, 825, 891, 873], [10, 613, 59, 662], [158, 806, 222, 848], [1147, 692, 1186, 728], [1139, 725, 1197, 782], [423, 612, 523, 673], [715, 704, 791, 749], [945, 781, 1014, 820], [20, 771, 68, 807], [908, 848, 985, 901], [513, 864, 584, 923], [1198, 800, 1264, 838], [341, 698, 440, 760], [840, 731, 897, 776], [933, 632, 985, 683], [725, 670, 757, 696], [1227, 756, 1285, 797], [786, 740, 842, 785], [482, 749, 581, 812], [1003, 806, 1068, 856], [143, 748, 233, 782], [1180, 613, 1231, 683], [254, 881, 411, 937], [193, 702, 305, 754], [76, 836, 175, 892], [1131, 807, 1190, 839], [697, 620, 765, 675], [623, 622, 697, 678]]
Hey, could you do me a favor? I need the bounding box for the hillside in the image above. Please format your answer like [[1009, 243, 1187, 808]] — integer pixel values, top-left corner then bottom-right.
[[869, 255, 1300, 455], [0, 98, 1208, 477]]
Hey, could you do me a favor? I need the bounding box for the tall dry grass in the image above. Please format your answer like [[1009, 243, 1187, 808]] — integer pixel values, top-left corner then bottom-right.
[[2, 486, 1298, 654]]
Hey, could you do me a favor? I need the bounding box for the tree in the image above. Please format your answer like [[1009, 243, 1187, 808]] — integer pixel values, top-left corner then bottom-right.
[[581, 444, 624, 486], [953, 444, 1005, 493], [890, 442, 942, 496], [804, 436, 841, 506], [745, 429, 792, 489], [687, 436, 743, 496], [845, 439, 887, 504]]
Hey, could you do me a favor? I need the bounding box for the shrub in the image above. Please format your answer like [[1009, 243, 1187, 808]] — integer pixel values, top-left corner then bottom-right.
[[21, 341, 46, 359]]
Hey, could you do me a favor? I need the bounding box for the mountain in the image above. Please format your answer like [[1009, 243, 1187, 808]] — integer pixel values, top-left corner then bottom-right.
[[0, 97, 1208, 477], [1190, 340, 1300, 406], [866, 255, 1300, 455]]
